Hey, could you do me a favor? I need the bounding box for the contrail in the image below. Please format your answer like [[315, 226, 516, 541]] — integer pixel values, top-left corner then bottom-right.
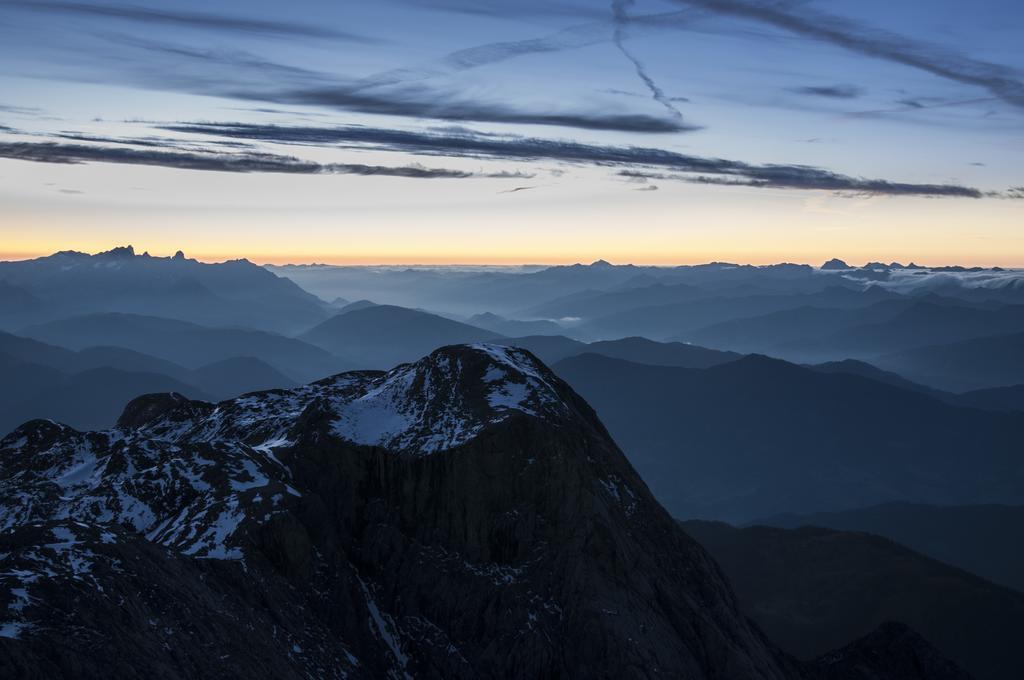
[[612, 0, 685, 121]]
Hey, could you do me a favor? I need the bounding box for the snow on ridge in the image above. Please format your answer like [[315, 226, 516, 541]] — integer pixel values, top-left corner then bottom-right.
[[0, 345, 568, 571], [328, 344, 566, 455]]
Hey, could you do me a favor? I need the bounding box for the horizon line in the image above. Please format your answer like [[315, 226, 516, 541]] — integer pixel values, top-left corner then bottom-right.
[[0, 247, 1020, 270]]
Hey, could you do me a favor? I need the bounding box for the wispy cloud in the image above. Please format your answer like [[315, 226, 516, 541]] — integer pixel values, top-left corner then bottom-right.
[[789, 85, 862, 99], [158, 121, 989, 197], [0, 0, 378, 41], [611, 0, 687, 122], [668, 0, 1024, 110], [0, 140, 530, 179], [92, 34, 691, 134]]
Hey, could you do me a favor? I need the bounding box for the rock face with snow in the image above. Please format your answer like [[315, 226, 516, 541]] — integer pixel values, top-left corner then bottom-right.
[[0, 345, 966, 679]]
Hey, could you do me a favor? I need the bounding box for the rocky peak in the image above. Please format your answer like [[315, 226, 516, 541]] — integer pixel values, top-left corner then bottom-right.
[[94, 245, 135, 259], [0, 345, 970, 679], [120, 344, 573, 456]]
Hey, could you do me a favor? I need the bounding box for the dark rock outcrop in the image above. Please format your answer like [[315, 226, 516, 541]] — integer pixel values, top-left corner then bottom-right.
[[0, 345, 968, 679]]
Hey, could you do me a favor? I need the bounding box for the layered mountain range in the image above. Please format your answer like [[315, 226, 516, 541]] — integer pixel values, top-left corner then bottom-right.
[[0, 345, 966, 679]]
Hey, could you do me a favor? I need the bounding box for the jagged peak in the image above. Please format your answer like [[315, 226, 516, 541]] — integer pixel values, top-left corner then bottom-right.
[[95, 245, 135, 258], [103, 344, 569, 456]]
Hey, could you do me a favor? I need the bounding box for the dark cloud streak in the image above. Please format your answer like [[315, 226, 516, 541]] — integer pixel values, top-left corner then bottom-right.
[[0, 0, 378, 42], [668, 0, 1024, 110], [0, 140, 527, 179], [99, 34, 692, 133], [159, 121, 987, 197], [789, 85, 862, 99]]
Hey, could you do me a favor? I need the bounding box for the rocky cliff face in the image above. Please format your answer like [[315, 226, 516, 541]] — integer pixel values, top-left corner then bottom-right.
[[0, 345, 967, 679]]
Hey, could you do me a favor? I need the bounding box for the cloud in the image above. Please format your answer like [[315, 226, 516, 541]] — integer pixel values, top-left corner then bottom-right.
[[232, 85, 694, 133], [789, 85, 862, 99], [667, 0, 1024, 110], [498, 185, 537, 194], [0, 1, 378, 41], [0, 140, 528, 179], [612, 0, 687, 122], [97, 34, 692, 134], [389, 0, 607, 21], [158, 121, 987, 197]]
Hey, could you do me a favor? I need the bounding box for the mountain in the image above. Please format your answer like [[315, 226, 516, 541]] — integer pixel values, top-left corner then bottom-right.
[[494, 335, 739, 369], [577, 287, 893, 341], [21, 312, 346, 383], [955, 384, 1024, 412], [0, 330, 75, 368], [798, 300, 1024, 361], [300, 305, 499, 368], [2, 366, 212, 433], [0, 333, 301, 434], [492, 335, 589, 364], [877, 330, 1024, 391], [820, 258, 851, 270], [683, 520, 1024, 680], [552, 353, 1024, 522], [188, 357, 298, 399], [0, 246, 330, 334], [466, 312, 564, 337], [521, 281, 707, 321], [685, 298, 913, 357], [757, 502, 1024, 592], [0, 280, 43, 329], [0, 345, 963, 679], [270, 260, 655, 316], [808, 359, 942, 396], [586, 336, 740, 368], [336, 299, 378, 314]]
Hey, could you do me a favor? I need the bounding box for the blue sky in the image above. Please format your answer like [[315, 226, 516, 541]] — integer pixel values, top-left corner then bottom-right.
[[0, 0, 1022, 264]]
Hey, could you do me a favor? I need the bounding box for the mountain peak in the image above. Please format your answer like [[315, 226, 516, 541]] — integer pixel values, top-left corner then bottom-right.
[[589, 258, 613, 267], [820, 258, 850, 270], [95, 245, 135, 258], [112, 344, 570, 457]]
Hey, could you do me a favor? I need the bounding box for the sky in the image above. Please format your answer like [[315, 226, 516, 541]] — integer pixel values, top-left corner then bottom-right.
[[0, 0, 1022, 266]]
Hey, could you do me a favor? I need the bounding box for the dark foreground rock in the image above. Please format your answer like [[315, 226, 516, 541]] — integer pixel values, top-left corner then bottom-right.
[[0, 345, 969, 679]]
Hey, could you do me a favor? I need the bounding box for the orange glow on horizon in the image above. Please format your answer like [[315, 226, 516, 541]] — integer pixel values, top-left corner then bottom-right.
[[2, 246, 1023, 269]]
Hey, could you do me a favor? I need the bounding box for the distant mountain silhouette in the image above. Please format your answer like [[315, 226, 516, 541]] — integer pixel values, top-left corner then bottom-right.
[[578, 286, 893, 341], [521, 281, 706, 320], [466, 312, 563, 337], [878, 330, 1024, 391], [300, 305, 499, 368], [336, 299, 378, 313], [756, 502, 1024, 593], [955, 384, 1024, 412], [21, 313, 346, 383], [552, 353, 1024, 522], [0, 331, 303, 433], [0, 280, 43, 328], [188, 357, 298, 398], [1, 365, 211, 433], [0, 246, 330, 334], [683, 520, 1024, 680], [808, 359, 942, 395], [686, 298, 912, 356], [493, 335, 739, 368], [584, 336, 740, 368], [820, 258, 851, 270], [810, 300, 1024, 359], [491, 335, 589, 364], [686, 297, 1024, 363]]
